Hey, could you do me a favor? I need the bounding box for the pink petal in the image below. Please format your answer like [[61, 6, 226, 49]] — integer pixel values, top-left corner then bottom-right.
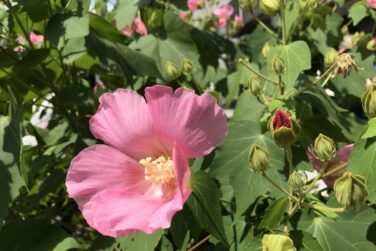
[[334, 144, 353, 162], [134, 17, 148, 36], [70, 145, 191, 237], [66, 144, 147, 202], [188, 0, 197, 10], [29, 31, 44, 43], [145, 86, 228, 158], [90, 89, 164, 160]]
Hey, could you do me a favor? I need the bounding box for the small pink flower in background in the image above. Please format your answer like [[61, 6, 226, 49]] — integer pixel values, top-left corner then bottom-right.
[[66, 85, 227, 237], [307, 144, 353, 187], [368, 0, 376, 9], [122, 26, 133, 36], [213, 5, 234, 27], [29, 31, 44, 44], [179, 11, 189, 20], [93, 78, 105, 93], [187, 0, 205, 10], [134, 17, 148, 36], [234, 15, 244, 28]]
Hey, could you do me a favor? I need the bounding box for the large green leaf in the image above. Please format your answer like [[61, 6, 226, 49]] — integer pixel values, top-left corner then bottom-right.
[[187, 171, 229, 246], [111, 230, 164, 251], [361, 118, 376, 139], [259, 196, 289, 230], [298, 208, 376, 251], [267, 41, 311, 89], [348, 2, 369, 26], [289, 230, 324, 251]]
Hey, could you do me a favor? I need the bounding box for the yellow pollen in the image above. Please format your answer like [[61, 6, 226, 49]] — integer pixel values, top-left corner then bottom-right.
[[139, 156, 176, 187]]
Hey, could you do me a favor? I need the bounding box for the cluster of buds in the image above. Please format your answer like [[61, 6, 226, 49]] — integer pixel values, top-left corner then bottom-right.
[[334, 53, 359, 78], [361, 83, 376, 118], [268, 110, 300, 147], [313, 134, 336, 162], [165, 59, 195, 80], [249, 144, 270, 173], [334, 172, 368, 211], [262, 234, 297, 251]]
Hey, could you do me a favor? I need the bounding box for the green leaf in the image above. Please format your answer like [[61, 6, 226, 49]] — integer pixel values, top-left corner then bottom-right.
[[111, 230, 163, 251], [115, 0, 150, 29], [62, 37, 87, 64], [361, 118, 376, 139], [259, 196, 289, 230], [298, 208, 376, 251], [348, 3, 369, 26], [89, 13, 125, 43], [187, 171, 229, 246], [289, 230, 323, 251], [347, 137, 376, 203], [15, 0, 49, 22], [0, 220, 80, 250], [267, 41, 311, 89]]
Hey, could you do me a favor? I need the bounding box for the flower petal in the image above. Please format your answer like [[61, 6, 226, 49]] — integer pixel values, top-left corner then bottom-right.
[[66, 144, 147, 204], [90, 89, 163, 160], [145, 86, 227, 157]]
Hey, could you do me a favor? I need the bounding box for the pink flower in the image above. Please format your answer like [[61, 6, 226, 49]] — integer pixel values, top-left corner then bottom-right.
[[179, 11, 189, 20], [66, 86, 227, 237], [234, 15, 243, 28], [122, 26, 133, 37], [307, 144, 353, 187], [29, 31, 44, 44], [134, 17, 148, 36], [187, 0, 205, 10], [368, 0, 376, 9], [213, 5, 234, 27]]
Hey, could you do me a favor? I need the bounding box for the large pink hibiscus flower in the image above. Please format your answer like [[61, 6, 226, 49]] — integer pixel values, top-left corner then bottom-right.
[[66, 85, 227, 237]]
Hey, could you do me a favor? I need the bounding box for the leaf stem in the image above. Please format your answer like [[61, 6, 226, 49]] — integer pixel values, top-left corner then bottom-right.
[[262, 173, 299, 202], [250, 9, 279, 40], [310, 204, 345, 212], [188, 234, 212, 251], [322, 162, 347, 178], [239, 59, 279, 85], [280, 0, 287, 44]]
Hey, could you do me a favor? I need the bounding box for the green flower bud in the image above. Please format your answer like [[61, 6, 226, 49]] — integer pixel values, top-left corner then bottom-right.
[[361, 83, 376, 118], [272, 56, 286, 76], [288, 171, 306, 190], [248, 75, 262, 96], [238, 0, 258, 11], [262, 234, 296, 251], [165, 61, 180, 80], [268, 110, 300, 147], [262, 42, 271, 58], [182, 59, 195, 75], [324, 48, 338, 68], [307, 0, 318, 9], [335, 53, 359, 78], [366, 38, 376, 51], [334, 172, 368, 211], [313, 134, 336, 162], [260, 0, 281, 16], [249, 144, 270, 173]]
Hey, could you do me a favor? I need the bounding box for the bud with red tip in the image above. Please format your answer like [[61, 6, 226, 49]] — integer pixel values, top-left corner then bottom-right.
[[268, 110, 300, 147]]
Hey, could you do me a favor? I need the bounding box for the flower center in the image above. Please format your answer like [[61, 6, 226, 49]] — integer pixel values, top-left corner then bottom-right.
[[139, 156, 176, 192]]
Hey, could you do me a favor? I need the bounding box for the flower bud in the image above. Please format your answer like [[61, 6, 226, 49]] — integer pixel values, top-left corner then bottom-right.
[[249, 144, 270, 173], [262, 234, 296, 251], [366, 38, 376, 51], [313, 134, 336, 162], [272, 56, 286, 75], [165, 61, 180, 80], [288, 171, 306, 190], [262, 42, 271, 58], [260, 0, 281, 16], [238, 0, 258, 11], [307, 0, 319, 9], [182, 59, 195, 75], [268, 110, 300, 147], [335, 53, 359, 78], [361, 83, 376, 118], [248, 75, 262, 96], [324, 48, 338, 68], [334, 172, 368, 211]]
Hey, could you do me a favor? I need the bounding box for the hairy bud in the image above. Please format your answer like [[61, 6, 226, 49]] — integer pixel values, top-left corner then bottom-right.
[[248, 75, 262, 96], [249, 144, 270, 173], [262, 234, 296, 251], [334, 172, 368, 211], [268, 110, 300, 147], [288, 171, 306, 190], [272, 56, 286, 75], [182, 59, 195, 75], [324, 48, 338, 68], [260, 0, 281, 16], [313, 134, 336, 162], [165, 61, 180, 80], [361, 83, 376, 118]]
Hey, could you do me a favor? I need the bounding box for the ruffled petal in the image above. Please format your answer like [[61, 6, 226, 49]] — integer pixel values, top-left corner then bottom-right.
[[89, 89, 163, 160], [145, 86, 227, 158], [66, 144, 148, 204]]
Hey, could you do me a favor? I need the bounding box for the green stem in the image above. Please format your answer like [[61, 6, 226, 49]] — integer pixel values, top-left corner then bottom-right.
[[304, 162, 328, 193], [280, 0, 287, 44], [312, 62, 337, 85], [250, 9, 279, 40], [322, 162, 347, 178], [286, 145, 293, 174], [239, 59, 279, 85], [310, 204, 345, 212], [278, 75, 285, 95], [262, 173, 299, 202]]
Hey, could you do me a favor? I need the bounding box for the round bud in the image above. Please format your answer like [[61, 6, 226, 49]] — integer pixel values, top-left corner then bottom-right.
[[238, 0, 258, 11], [260, 0, 281, 16], [249, 144, 270, 173], [262, 234, 296, 251], [288, 171, 306, 190], [272, 56, 286, 76], [324, 48, 338, 68], [268, 110, 300, 147], [248, 75, 262, 96], [361, 83, 376, 118], [366, 38, 376, 51], [313, 134, 336, 162], [165, 61, 180, 80], [262, 42, 271, 58], [182, 59, 195, 75], [334, 172, 368, 211]]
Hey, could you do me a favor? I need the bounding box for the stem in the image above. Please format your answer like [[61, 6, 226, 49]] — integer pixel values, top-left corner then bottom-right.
[[304, 162, 328, 194], [278, 75, 285, 95], [250, 9, 279, 40], [188, 235, 212, 251], [239, 59, 279, 85], [280, 0, 287, 44], [312, 62, 337, 86], [286, 145, 293, 174], [310, 204, 345, 212], [322, 162, 347, 178], [262, 173, 299, 202]]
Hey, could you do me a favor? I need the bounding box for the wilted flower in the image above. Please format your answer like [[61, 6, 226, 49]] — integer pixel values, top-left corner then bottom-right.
[[213, 5, 234, 27], [66, 85, 227, 237], [187, 0, 205, 10], [307, 144, 353, 187], [335, 53, 359, 78]]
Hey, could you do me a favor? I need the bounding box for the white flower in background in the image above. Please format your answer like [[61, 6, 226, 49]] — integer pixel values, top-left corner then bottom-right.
[[325, 88, 335, 97], [304, 170, 329, 197], [22, 135, 38, 147], [30, 94, 54, 129]]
